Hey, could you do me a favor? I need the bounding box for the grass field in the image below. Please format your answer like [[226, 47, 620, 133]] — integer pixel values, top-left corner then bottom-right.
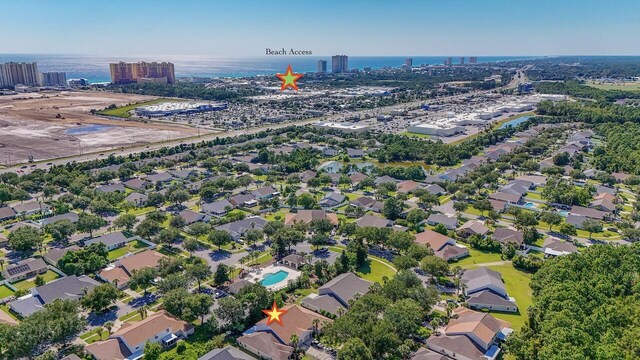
[[80, 328, 110, 344], [0, 285, 15, 298], [12, 270, 61, 290], [457, 248, 503, 268], [356, 257, 397, 283], [107, 240, 150, 260], [586, 81, 640, 91], [400, 131, 432, 139], [97, 98, 180, 118], [485, 264, 533, 330]]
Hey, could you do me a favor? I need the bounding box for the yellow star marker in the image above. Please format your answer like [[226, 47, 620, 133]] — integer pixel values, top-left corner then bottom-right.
[[276, 65, 303, 91], [262, 301, 287, 326]]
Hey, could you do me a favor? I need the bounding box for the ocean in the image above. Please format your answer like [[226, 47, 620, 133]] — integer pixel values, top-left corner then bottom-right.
[[0, 54, 536, 84]]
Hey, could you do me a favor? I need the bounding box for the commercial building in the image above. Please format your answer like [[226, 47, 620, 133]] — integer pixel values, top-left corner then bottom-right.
[[109, 61, 175, 84], [332, 55, 348, 73], [41, 72, 67, 86], [0, 62, 41, 87], [134, 101, 227, 117], [313, 121, 370, 133], [68, 78, 89, 87], [317, 60, 327, 73], [469, 56, 478, 64], [407, 123, 465, 137]]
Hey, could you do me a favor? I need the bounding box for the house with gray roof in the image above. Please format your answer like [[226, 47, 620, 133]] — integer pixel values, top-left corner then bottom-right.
[[461, 268, 517, 313], [9, 275, 99, 317], [2, 257, 48, 282], [350, 196, 384, 213], [178, 209, 208, 225], [215, 217, 268, 241], [125, 192, 148, 207], [426, 213, 458, 230], [251, 186, 279, 200], [123, 178, 149, 191], [96, 183, 126, 193], [301, 272, 373, 316], [425, 184, 446, 196], [374, 175, 397, 186], [318, 192, 346, 208], [346, 148, 365, 158], [492, 228, 524, 247], [354, 214, 393, 229], [201, 199, 233, 217], [43, 245, 81, 266], [198, 346, 255, 360], [0, 206, 16, 221], [41, 212, 79, 226], [145, 172, 174, 184], [12, 202, 52, 216], [84, 231, 129, 251]]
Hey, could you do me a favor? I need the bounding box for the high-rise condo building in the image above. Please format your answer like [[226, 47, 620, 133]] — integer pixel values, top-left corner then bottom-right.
[[331, 55, 348, 73], [469, 56, 478, 64], [109, 61, 175, 84], [459, 57, 465, 65], [317, 60, 327, 73], [0, 62, 41, 87], [41, 72, 67, 86], [405, 58, 413, 67]]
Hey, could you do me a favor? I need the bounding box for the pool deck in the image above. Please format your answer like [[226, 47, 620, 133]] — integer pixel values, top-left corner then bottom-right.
[[246, 265, 301, 291]]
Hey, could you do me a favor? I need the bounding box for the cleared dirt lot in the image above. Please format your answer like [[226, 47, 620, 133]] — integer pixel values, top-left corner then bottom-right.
[[0, 91, 206, 165]]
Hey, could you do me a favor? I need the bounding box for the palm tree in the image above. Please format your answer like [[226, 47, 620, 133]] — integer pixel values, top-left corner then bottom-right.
[[312, 318, 320, 337], [0, 258, 4, 270], [446, 302, 456, 320], [289, 334, 300, 359], [104, 321, 114, 335], [139, 305, 148, 319], [430, 318, 441, 335]]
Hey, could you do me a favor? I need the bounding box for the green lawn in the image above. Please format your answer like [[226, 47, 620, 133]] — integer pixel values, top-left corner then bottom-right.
[[97, 98, 180, 118], [80, 328, 110, 344], [356, 258, 397, 284], [400, 131, 432, 139], [328, 246, 397, 284], [12, 270, 61, 290], [108, 240, 150, 260], [456, 248, 503, 268], [586, 81, 640, 91], [485, 264, 533, 330], [525, 192, 542, 200], [0, 305, 18, 321], [119, 311, 143, 322], [0, 285, 15, 299]]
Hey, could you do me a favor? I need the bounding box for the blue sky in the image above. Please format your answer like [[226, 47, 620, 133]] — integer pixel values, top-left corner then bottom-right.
[[1, 0, 639, 56]]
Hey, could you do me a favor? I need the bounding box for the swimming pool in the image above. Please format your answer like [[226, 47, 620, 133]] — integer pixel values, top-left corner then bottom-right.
[[558, 210, 569, 217], [524, 202, 536, 208], [260, 270, 289, 286]]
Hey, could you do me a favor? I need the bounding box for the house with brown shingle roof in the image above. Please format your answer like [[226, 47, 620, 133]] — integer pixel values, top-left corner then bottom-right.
[[426, 307, 510, 360], [301, 272, 373, 317], [284, 210, 338, 226], [98, 250, 164, 288], [86, 310, 194, 360], [457, 221, 490, 238], [238, 305, 331, 359], [397, 180, 422, 194], [415, 230, 469, 261]]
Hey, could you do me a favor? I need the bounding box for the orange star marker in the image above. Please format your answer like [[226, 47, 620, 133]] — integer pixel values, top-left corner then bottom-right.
[[276, 65, 303, 91], [263, 301, 287, 326]]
